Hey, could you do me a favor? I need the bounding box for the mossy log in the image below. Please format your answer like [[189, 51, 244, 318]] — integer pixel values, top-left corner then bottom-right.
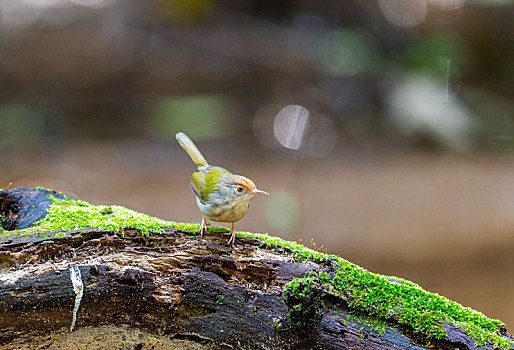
[[0, 188, 512, 349]]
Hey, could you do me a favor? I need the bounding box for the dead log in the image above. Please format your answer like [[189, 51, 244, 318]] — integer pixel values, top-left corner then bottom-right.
[[0, 188, 512, 349]]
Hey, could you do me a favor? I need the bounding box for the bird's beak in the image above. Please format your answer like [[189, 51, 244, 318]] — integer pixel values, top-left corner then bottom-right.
[[252, 188, 269, 196]]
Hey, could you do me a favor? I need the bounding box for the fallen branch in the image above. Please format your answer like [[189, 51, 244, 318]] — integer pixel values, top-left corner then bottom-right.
[[0, 188, 512, 349]]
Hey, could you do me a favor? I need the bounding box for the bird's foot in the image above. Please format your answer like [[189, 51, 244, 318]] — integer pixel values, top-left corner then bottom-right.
[[226, 223, 236, 246], [199, 215, 208, 238]]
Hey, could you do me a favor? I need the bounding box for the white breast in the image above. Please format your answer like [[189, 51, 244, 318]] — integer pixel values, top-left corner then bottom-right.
[[198, 197, 249, 223]]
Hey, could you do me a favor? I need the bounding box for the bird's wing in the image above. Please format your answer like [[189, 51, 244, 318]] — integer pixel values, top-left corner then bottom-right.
[[189, 182, 201, 199], [191, 171, 205, 201], [191, 166, 230, 202]]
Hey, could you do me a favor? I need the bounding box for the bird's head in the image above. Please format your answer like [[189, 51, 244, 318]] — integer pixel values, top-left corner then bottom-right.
[[223, 174, 269, 202]]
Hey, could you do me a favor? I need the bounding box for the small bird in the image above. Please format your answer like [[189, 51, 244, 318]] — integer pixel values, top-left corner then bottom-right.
[[176, 132, 269, 245]]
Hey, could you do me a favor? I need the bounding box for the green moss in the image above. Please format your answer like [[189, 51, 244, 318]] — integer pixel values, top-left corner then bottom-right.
[[29, 197, 175, 235], [35, 186, 62, 193], [236, 231, 329, 262], [329, 260, 513, 348], [233, 233, 511, 349], [349, 313, 389, 337], [283, 276, 324, 329], [272, 316, 288, 331], [1, 195, 197, 237], [1, 189, 511, 349]]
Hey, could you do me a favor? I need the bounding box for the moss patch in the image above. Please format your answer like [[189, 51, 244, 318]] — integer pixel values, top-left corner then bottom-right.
[[1, 191, 512, 349], [0, 213, 5, 230], [246, 232, 511, 349], [0, 195, 199, 238], [237, 231, 329, 262], [30, 197, 174, 235], [332, 263, 511, 349], [283, 275, 324, 329]]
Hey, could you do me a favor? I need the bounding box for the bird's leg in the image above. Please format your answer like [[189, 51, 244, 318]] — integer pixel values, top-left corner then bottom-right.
[[227, 222, 236, 246], [199, 215, 207, 237]]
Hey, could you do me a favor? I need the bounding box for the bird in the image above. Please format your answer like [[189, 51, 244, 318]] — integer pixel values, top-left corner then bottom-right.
[[176, 132, 269, 245]]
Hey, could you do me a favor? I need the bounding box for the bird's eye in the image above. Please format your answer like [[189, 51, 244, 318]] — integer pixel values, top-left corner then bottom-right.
[[236, 186, 244, 193]]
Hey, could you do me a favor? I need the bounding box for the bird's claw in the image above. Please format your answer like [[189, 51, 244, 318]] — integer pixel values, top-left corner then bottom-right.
[[226, 223, 236, 246], [199, 215, 208, 238]]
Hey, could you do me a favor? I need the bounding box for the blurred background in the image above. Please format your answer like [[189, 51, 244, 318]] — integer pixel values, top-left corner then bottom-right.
[[1, 0, 513, 329]]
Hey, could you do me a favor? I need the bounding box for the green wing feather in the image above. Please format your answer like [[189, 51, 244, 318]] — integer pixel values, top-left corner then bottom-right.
[[191, 171, 205, 200], [191, 167, 230, 201]]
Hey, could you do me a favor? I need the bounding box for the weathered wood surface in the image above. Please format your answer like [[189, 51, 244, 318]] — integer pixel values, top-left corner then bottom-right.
[[0, 188, 512, 349], [0, 187, 64, 230]]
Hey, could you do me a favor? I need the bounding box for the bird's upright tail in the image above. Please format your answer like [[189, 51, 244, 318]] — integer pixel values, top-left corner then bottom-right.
[[176, 132, 208, 167]]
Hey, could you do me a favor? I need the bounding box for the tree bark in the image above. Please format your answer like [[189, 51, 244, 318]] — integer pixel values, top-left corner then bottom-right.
[[0, 188, 512, 349]]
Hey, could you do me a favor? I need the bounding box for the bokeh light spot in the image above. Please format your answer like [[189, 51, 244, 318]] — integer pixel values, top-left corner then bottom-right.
[[68, 0, 114, 8], [428, 0, 465, 11], [402, 33, 469, 79], [264, 191, 300, 233], [149, 95, 233, 141], [321, 29, 378, 76], [386, 74, 474, 152], [0, 0, 43, 29], [0, 104, 46, 147], [273, 105, 310, 150], [379, 0, 427, 27]]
